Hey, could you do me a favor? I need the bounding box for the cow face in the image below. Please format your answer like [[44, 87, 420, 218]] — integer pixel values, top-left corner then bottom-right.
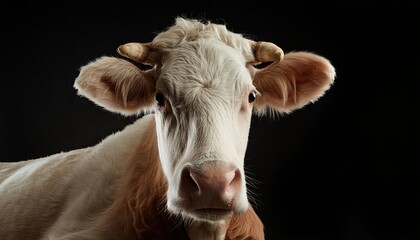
[[74, 17, 335, 224], [154, 40, 253, 221]]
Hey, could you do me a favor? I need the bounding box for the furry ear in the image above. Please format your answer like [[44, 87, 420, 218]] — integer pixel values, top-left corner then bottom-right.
[[74, 56, 156, 115], [225, 205, 264, 240], [252, 51, 335, 115]]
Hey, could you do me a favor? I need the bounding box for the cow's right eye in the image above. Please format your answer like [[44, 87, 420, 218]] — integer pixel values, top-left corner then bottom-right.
[[155, 93, 165, 107]]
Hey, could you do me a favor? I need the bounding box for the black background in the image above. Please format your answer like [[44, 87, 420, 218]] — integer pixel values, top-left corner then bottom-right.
[[0, 1, 418, 240]]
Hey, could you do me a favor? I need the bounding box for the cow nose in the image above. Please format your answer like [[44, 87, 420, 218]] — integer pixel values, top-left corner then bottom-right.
[[181, 164, 241, 203]]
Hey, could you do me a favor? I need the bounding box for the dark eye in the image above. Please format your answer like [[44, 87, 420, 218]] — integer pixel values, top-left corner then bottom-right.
[[248, 91, 257, 103], [155, 92, 165, 107]]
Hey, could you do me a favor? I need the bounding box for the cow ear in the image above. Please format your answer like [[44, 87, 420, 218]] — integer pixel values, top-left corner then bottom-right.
[[74, 56, 156, 116], [252, 51, 335, 115]]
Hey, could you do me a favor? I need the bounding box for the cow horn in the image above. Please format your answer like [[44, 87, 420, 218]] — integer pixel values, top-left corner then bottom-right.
[[252, 41, 284, 62], [117, 42, 153, 64]]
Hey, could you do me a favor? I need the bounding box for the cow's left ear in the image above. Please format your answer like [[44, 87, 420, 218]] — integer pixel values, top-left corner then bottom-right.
[[74, 56, 157, 116], [252, 51, 336, 115]]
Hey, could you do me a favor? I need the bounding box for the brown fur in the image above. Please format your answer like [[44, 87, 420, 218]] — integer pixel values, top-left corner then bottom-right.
[[225, 205, 264, 240]]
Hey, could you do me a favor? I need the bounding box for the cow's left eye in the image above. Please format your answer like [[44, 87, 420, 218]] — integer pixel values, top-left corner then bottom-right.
[[248, 91, 257, 103]]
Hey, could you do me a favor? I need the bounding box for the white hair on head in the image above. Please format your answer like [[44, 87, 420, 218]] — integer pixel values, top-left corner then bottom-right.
[[152, 17, 255, 62]]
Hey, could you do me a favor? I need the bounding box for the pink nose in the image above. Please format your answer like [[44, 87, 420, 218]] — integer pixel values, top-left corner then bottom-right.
[[181, 163, 241, 205]]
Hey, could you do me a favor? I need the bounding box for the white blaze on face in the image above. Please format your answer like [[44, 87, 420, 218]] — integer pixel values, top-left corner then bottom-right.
[[154, 40, 255, 221]]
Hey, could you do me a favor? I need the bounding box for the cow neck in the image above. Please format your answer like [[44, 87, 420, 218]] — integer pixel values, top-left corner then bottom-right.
[[105, 116, 189, 239]]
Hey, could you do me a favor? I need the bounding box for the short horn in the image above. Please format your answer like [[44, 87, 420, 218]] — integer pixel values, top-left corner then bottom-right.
[[252, 41, 284, 62], [117, 42, 151, 63]]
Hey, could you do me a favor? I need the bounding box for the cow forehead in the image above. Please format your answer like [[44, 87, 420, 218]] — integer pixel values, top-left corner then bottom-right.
[[158, 40, 252, 106]]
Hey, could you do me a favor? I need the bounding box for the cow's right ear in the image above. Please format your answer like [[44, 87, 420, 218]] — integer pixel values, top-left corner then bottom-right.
[[74, 56, 157, 115]]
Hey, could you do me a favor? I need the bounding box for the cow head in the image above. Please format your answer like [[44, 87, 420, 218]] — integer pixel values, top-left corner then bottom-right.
[[74, 17, 335, 236]]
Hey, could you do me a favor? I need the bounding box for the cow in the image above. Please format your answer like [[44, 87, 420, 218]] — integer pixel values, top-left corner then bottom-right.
[[0, 17, 335, 240]]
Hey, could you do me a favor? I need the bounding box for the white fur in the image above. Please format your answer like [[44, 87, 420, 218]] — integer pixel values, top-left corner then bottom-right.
[[0, 115, 152, 240], [155, 39, 253, 218]]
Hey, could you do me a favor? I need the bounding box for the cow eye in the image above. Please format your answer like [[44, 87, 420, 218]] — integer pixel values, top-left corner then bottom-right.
[[155, 92, 165, 107], [248, 91, 257, 103]]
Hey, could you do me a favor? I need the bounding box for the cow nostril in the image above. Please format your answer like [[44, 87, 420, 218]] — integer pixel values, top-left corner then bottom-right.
[[181, 167, 200, 194]]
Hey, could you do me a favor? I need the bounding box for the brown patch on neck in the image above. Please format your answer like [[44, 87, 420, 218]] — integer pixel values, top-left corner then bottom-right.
[[225, 204, 265, 240], [103, 117, 188, 239]]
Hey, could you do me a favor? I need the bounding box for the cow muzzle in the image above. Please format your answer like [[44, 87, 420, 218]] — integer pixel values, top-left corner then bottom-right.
[[179, 161, 242, 221]]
